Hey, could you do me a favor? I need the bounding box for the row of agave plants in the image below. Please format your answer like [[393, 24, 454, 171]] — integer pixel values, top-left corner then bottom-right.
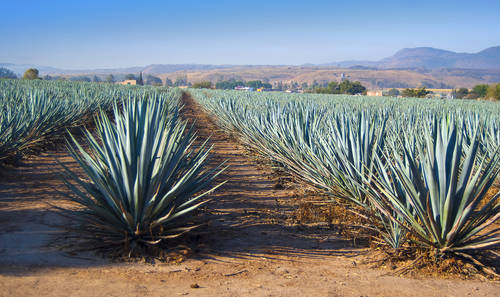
[[190, 89, 500, 261], [0, 79, 224, 256], [0, 79, 163, 163]]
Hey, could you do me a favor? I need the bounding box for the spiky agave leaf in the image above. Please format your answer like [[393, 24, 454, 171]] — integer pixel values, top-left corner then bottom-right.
[[364, 132, 419, 249], [61, 93, 225, 252]]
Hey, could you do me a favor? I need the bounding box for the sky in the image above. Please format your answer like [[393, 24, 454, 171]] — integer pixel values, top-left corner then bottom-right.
[[1, 0, 499, 69]]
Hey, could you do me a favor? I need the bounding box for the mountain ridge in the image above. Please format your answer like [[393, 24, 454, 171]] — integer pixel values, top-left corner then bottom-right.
[[2, 46, 499, 76], [326, 46, 500, 69]]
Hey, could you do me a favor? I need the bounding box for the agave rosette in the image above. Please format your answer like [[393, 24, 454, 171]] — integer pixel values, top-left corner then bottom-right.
[[61, 93, 225, 251]]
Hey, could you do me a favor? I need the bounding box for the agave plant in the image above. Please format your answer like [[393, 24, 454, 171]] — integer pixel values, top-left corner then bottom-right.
[[368, 117, 500, 253], [60, 94, 225, 253]]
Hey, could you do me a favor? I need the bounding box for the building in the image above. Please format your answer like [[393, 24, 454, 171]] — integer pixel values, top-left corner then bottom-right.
[[118, 79, 137, 85], [366, 90, 383, 96], [340, 73, 346, 81], [234, 86, 254, 91]]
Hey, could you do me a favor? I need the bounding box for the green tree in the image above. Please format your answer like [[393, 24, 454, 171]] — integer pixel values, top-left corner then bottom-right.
[[164, 78, 173, 87], [486, 83, 500, 100], [470, 84, 488, 98], [0, 67, 17, 79], [387, 88, 400, 96], [455, 88, 469, 99], [137, 72, 144, 86], [105, 74, 115, 83], [339, 80, 366, 95], [215, 79, 245, 89], [125, 73, 136, 80], [92, 75, 101, 83], [246, 80, 272, 89], [145, 75, 162, 86], [174, 75, 188, 86], [23, 68, 40, 80], [69, 76, 91, 82], [401, 87, 430, 98], [192, 81, 212, 89]]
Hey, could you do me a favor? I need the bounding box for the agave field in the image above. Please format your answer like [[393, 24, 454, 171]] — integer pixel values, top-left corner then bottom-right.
[[1, 78, 499, 279], [190, 89, 500, 262], [0, 79, 134, 162], [0, 79, 223, 256]]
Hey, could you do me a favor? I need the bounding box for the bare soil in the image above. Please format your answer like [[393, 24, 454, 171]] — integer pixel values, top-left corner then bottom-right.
[[0, 94, 498, 296]]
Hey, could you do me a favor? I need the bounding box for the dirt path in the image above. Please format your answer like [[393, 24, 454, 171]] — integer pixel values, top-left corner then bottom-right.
[[0, 94, 498, 297]]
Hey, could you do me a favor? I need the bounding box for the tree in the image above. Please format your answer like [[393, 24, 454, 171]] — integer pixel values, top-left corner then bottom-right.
[[69, 76, 91, 82], [247, 80, 271, 89], [339, 80, 366, 95], [137, 72, 144, 86], [401, 87, 430, 98], [174, 75, 188, 86], [469, 84, 488, 98], [105, 74, 115, 83], [314, 80, 366, 95], [23, 68, 40, 80], [455, 88, 469, 99], [387, 88, 400, 96], [312, 80, 319, 89], [0, 67, 17, 79], [216, 79, 242, 90], [486, 83, 500, 100], [125, 73, 136, 80], [314, 81, 339, 94], [192, 81, 212, 89], [164, 78, 173, 87], [145, 75, 163, 86], [92, 75, 101, 83]]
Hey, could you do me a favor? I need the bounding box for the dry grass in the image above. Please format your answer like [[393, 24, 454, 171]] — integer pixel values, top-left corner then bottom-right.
[[157, 66, 498, 89]]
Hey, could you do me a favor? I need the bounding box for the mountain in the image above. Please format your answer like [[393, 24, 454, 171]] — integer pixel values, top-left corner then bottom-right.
[[2, 46, 499, 88], [0, 63, 63, 75], [328, 46, 500, 70]]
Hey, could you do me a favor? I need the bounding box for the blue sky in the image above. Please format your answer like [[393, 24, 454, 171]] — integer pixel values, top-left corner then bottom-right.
[[1, 0, 499, 69]]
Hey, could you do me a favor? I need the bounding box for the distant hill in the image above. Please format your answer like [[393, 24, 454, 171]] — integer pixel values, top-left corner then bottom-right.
[[327, 46, 500, 70], [2, 46, 499, 88], [0, 63, 63, 76], [156, 66, 500, 89]]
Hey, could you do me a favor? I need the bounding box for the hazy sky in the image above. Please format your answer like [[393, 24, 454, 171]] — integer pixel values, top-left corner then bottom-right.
[[1, 0, 499, 69]]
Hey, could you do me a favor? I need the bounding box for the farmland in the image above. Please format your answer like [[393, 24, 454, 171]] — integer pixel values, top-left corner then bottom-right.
[[0, 80, 499, 296]]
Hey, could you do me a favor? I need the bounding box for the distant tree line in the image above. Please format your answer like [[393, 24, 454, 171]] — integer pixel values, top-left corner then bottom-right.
[[192, 81, 212, 89], [215, 79, 272, 90], [391, 83, 500, 100], [312, 80, 367, 95], [451, 84, 499, 100], [386, 88, 400, 96], [0, 67, 17, 79], [6, 67, 500, 100], [400, 87, 431, 98]]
